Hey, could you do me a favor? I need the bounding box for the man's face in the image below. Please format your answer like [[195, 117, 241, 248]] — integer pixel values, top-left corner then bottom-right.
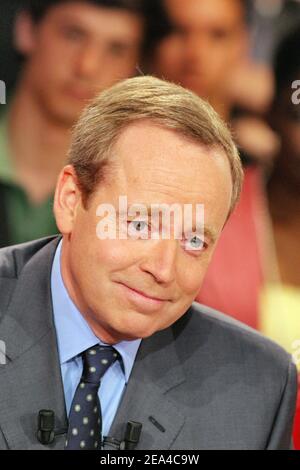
[[18, 2, 143, 126], [154, 0, 246, 100], [57, 121, 232, 344]]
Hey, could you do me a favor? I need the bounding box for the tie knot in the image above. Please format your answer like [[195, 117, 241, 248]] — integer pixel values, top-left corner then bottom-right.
[[81, 345, 120, 384]]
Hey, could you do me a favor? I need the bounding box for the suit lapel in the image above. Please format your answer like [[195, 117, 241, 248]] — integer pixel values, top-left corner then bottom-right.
[[105, 325, 187, 450], [0, 237, 68, 449]]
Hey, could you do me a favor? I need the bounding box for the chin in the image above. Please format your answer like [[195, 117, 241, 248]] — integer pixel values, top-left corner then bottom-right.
[[111, 317, 163, 342], [92, 307, 168, 343], [115, 325, 155, 341]]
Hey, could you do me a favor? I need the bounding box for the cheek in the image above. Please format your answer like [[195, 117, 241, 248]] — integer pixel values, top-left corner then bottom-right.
[[92, 239, 136, 275], [33, 38, 74, 79], [29, 51, 66, 91], [77, 210, 134, 271], [96, 243, 121, 271], [176, 258, 209, 297], [105, 56, 137, 76]]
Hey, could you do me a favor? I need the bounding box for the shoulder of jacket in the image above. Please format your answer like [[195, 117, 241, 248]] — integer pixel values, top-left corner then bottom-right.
[[179, 302, 294, 373], [0, 236, 59, 279]]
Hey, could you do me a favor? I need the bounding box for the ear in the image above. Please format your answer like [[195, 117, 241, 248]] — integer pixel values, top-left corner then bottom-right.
[[14, 11, 37, 56], [54, 165, 83, 235]]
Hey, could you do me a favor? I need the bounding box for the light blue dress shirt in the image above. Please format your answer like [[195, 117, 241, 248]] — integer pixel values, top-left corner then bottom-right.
[[50, 240, 142, 438]]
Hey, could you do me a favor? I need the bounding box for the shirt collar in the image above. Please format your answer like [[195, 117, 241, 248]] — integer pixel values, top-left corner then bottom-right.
[[51, 239, 141, 383]]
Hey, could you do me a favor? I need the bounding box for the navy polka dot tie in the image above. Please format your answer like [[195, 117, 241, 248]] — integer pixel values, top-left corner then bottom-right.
[[65, 345, 120, 450]]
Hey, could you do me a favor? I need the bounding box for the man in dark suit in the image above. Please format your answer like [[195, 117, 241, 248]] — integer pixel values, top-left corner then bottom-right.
[[0, 76, 297, 450]]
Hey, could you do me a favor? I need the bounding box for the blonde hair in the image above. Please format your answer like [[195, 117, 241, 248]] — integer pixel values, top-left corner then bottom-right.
[[68, 75, 243, 216]]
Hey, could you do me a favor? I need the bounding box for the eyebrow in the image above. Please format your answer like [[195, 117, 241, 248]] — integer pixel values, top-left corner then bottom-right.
[[57, 15, 139, 46], [118, 205, 218, 245]]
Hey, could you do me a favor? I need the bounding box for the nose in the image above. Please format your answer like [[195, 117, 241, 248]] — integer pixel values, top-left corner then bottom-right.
[[74, 43, 102, 80], [183, 32, 210, 67], [139, 239, 178, 286]]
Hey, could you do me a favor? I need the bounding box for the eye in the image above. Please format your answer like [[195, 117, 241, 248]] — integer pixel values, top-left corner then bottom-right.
[[183, 235, 205, 253], [108, 42, 130, 57], [132, 221, 147, 232], [209, 28, 229, 41], [127, 220, 149, 239], [61, 26, 85, 42]]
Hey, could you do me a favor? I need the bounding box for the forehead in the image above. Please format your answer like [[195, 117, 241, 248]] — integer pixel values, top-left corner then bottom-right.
[[40, 2, 144, 40], [101, 121, 232, 212], [164, 0, 245, 30]]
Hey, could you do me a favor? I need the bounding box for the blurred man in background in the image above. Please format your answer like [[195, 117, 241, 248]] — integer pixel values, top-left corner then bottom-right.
[[152, 0, 250, 120], [151, 0, 277, 163], [0, 0, 151, 247]]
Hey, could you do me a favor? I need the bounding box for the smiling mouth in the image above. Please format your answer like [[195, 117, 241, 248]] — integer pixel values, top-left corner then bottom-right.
[[117, 282, 168, 302], [115, 282, 171, 313]]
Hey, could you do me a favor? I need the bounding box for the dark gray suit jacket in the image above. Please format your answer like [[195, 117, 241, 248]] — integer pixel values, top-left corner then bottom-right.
[[0, 236, 297, 450]]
